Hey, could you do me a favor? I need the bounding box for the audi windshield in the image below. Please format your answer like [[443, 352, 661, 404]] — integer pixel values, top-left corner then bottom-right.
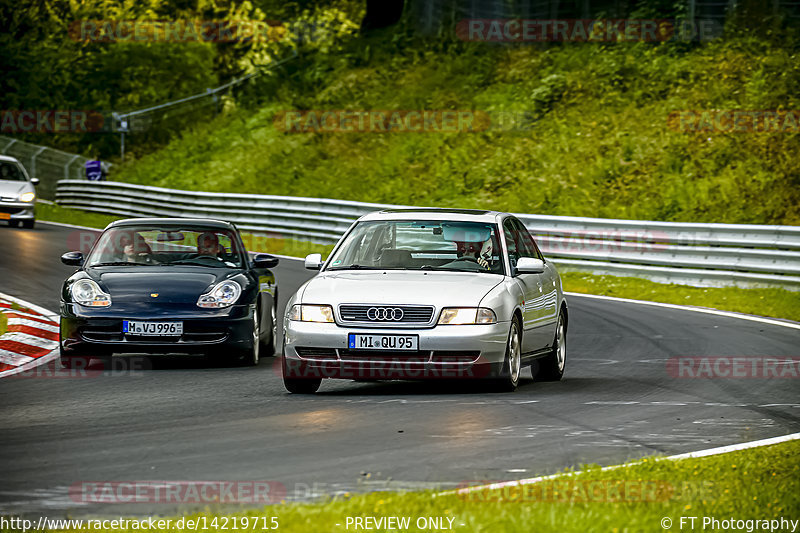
[[326, 220, 505, 274]]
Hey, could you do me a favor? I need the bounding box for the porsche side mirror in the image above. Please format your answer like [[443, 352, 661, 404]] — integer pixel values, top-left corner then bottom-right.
[[253, 253, 279, 269], [304, 253, 322, 270], [515, 257, 545, 274], [61, 251, 84, 266]]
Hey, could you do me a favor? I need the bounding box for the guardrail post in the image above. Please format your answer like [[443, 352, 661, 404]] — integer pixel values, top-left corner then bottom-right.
[[1, 139, 17, 154], [65, 155, 80, 180], [31, 146, 46, 182]]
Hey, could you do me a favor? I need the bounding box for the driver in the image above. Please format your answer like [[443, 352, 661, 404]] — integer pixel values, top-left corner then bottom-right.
[[444, 239, 493, 270], [197, 232, 221, 257]]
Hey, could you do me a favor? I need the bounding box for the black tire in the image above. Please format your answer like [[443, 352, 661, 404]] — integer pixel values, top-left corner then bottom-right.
[[281, 342, 321, 393], [491, 316, 522, 392], [8, 220, 20, 228], [283, 376, 322, 394], [534, 310, 566, 381], [59, 354, 92, 370], [240, 307, 261, 366], [259, 300, 277, 357], [21, 219, 35, 229]]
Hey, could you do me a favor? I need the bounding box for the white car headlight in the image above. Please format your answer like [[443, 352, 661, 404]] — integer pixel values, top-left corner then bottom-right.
[[71, 279, 111, 307], [197, 280, 242, 308], [438, 307, 497, 325], [19, 192, 35, 203], [288, 304, 334, 323]]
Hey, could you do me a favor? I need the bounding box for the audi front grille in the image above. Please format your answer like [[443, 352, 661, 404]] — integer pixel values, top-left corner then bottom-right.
[[338, 304, 435, 324]]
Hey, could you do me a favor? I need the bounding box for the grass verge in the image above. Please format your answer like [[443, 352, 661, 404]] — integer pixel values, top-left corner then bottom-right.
[[38, 203, 798, 321], [562, 272, 800, 323], [2, 438, 796, 532]]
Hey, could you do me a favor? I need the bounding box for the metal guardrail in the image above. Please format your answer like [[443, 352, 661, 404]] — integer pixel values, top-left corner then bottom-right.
[[0, 136, 111, 201], [55, 180, 800, 290]]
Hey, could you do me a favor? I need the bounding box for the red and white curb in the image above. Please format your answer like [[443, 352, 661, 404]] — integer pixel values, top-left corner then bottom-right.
[[0, 291, 60, 378]]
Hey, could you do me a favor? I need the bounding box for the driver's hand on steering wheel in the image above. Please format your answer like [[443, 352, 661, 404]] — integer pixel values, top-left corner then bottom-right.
[[477, 256, 489, 269]]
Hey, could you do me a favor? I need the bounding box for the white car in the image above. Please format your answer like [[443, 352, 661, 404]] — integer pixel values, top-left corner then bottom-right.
[[0, 155, 38, 229], [282, 209, 568, 393]]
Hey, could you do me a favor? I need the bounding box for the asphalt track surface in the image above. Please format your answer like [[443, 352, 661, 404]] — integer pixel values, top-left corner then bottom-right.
[[0, 222, 798, 518]]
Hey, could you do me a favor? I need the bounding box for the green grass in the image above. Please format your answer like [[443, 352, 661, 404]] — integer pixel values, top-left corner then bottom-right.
[[110, 33, 800, 225], [35, 202, 120, 230], [562, 272, 800, 322], [4, 439, 796, 532]]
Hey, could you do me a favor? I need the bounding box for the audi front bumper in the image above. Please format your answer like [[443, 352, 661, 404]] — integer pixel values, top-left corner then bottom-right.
[[283, 319, 511, 380]]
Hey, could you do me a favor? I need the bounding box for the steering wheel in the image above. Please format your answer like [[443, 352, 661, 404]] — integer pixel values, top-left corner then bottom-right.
[[191, 254, 223, 263]]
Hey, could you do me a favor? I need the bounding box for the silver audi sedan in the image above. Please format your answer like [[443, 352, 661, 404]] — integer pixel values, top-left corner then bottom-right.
[[282, 209, 568, 393]]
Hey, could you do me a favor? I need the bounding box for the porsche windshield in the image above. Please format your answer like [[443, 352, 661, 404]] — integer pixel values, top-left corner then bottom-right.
[[326, 220, 504, 274], [86, 226, 244, 268]]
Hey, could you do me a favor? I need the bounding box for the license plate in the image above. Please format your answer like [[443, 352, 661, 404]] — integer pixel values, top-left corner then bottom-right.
[[0, 213, 10, 220], [348, 333, 418, 350], [123, 320, 183, 336]]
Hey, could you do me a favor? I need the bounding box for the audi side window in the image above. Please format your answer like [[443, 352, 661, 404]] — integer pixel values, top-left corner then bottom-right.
[[512, 219, 543, 261], [503, 219, 519, 267]]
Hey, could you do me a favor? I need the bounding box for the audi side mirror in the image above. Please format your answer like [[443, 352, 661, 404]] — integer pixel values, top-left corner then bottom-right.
[[304, 253, 322, 270], [515, 257, 545, 274], [30, 178, 40, 186]]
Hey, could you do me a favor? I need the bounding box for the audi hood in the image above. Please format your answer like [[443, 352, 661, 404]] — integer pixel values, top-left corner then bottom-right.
[[299, 270, 503, 308]]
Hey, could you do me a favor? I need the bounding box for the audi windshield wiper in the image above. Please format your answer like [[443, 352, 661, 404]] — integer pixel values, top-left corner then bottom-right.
[[327, 264, 383, 271]]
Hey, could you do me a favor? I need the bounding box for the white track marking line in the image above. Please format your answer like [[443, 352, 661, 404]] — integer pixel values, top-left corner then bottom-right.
[[6, 318, 60, 333], [0, 348, 60, 378], [444, 432, 800, 497], [2, 332, 58, 348], [0, 292, 59, 322], [0, 352, 36, 365], [565, 292, 800, 331], [0, 294, 60, 378]]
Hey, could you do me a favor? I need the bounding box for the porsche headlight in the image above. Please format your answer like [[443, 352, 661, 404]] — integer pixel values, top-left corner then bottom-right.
[[438, 307, 497, 325], [197, 280, 242, 308], [288, 304, 334, 323], [19, 192, 35, 202], [70, 279, 111, 307]]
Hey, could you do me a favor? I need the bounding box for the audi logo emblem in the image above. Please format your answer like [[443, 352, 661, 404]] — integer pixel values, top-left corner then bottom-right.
[[366, 307, 404, 321]]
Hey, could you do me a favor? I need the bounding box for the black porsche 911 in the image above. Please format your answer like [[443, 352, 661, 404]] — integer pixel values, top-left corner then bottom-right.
[[59, 218, 279, 368]]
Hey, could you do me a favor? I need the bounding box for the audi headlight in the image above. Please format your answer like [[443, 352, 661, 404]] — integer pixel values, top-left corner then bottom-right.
[[288, 304, 334, 323], [71, 279, 111, 307], [19, 192, 35, 202], [438, 307, 497, 325], [197, 280, 242, 308]]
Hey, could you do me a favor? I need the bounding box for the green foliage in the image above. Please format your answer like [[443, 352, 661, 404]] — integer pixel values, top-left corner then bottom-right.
[[114, 31, 800, 224]]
